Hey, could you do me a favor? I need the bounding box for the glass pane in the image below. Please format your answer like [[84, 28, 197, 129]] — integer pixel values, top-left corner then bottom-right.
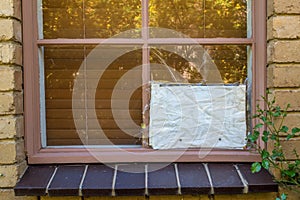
[[205, 45, 248, 84], [149, 45, 250, 150], [43, 45, 142, 146], [42, 0, 141, 39], [149, 0, 248, 38], [150, 45, 248, 84]]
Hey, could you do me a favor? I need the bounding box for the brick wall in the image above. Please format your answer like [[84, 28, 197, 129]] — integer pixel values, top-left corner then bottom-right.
[[267, 1, 300, 199], [0, 0, 34, 199], [267, 0, 300, 156], [0, 0, 298, 199]]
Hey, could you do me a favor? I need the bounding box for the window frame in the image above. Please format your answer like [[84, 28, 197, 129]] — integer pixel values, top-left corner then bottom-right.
[[23, 0, 266, 164]]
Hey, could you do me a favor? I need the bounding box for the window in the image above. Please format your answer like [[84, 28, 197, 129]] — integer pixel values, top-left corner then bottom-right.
[[23, 0, 266, 163]]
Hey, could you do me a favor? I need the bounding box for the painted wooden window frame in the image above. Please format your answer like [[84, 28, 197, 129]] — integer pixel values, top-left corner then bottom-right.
[[23, 0, 266, 164]]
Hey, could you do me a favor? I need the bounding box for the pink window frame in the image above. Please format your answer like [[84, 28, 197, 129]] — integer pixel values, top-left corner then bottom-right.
[[23, 0, 266, 164]]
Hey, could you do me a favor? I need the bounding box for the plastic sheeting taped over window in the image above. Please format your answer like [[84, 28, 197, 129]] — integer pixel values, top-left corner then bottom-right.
[[149, 82, 247, 149]]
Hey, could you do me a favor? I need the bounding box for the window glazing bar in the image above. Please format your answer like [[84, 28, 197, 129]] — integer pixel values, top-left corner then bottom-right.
[[37, 38, 254, 45]]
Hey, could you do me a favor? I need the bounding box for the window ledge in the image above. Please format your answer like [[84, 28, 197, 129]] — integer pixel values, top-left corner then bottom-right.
[[14, 163, 278, 197]]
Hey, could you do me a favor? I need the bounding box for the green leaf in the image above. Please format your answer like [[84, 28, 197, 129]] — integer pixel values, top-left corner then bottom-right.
[[263, 130, 269, 136], [247, 134, 256, 143], [273, 112, 281, 117], [270, 134, 277, 140], [275, 106, 281, 111], [271, 99, 275, 104], [247, 135, 255, 142], [253, 114, 260, 118], [280, 193, 287, 200], [261, 116, 267, 122], [262, 135, 268, 142], [248, 130, 260, 142], [292, 127, 300, 134], [251, 162, 261, 173], [262, 150, 270, 159], [262, 130, 269, 142], [280, 126, 288, 133], [254, 123, 263, 129], [283, 170, 296, 177], [273, 107, 282, 117], [271, 150, 283, 160], [287, 134, 293, 140], [288, 163, 296, 169], [262, 159, 270, 170]]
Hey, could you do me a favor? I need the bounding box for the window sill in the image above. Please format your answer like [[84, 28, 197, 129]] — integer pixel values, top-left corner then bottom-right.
[[27, 148, 261, 163], [14, 163, 278, 197]]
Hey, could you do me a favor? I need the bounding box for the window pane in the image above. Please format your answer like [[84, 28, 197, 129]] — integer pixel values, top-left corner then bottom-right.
[[150, 45, 248, 84], [148, 45, 250, 149], [205, 45, 248, 84], [42, 0, 141, 39], [149, 0, 248, 38], [41, 0, 249, 39], [43, 45, 142, 146]]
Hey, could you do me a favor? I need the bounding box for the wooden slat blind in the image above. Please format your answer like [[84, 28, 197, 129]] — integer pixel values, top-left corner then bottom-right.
[[44, 46, 142, 146]]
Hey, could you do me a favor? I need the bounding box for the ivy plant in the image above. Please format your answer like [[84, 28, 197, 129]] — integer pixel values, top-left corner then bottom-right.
[[247, 90, 300, 199]]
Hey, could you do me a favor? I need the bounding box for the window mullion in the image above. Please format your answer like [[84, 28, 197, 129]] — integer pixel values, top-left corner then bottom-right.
[[141, 0, 150, 147]]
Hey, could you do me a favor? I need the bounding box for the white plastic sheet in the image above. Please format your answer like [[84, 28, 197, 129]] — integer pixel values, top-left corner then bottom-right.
[[149, 83, 247, 149]]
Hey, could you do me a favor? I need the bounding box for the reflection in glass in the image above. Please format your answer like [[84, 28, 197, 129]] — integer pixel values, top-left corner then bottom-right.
[[150, 45, 248, 84], [42, 0, 248, 39], [42, 0, 141, 39], [149, 0, 248, 38]]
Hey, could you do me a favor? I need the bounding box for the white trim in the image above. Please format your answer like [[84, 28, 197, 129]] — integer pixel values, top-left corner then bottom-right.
[[247, 0, 253, 38], [247, 46, 253, 133], [38, 47, 47, 148], [37, 0, 44, 39], [203, 163, 214, 195], [37, 1, 46, 148], [145, 164, 149, 196], [112, 164, 118, 196], [45, 167, 58, 194], [79, 165, 89, 196], [174, 164, 182, 195], [234, 164, 249, 194]]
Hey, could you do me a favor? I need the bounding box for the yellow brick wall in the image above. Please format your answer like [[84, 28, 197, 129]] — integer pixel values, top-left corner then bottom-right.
[[0, 0, 299, 200], [267, 0, 300, 155], [267, 0, 300, 198], [0, 0, 32, 200]]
